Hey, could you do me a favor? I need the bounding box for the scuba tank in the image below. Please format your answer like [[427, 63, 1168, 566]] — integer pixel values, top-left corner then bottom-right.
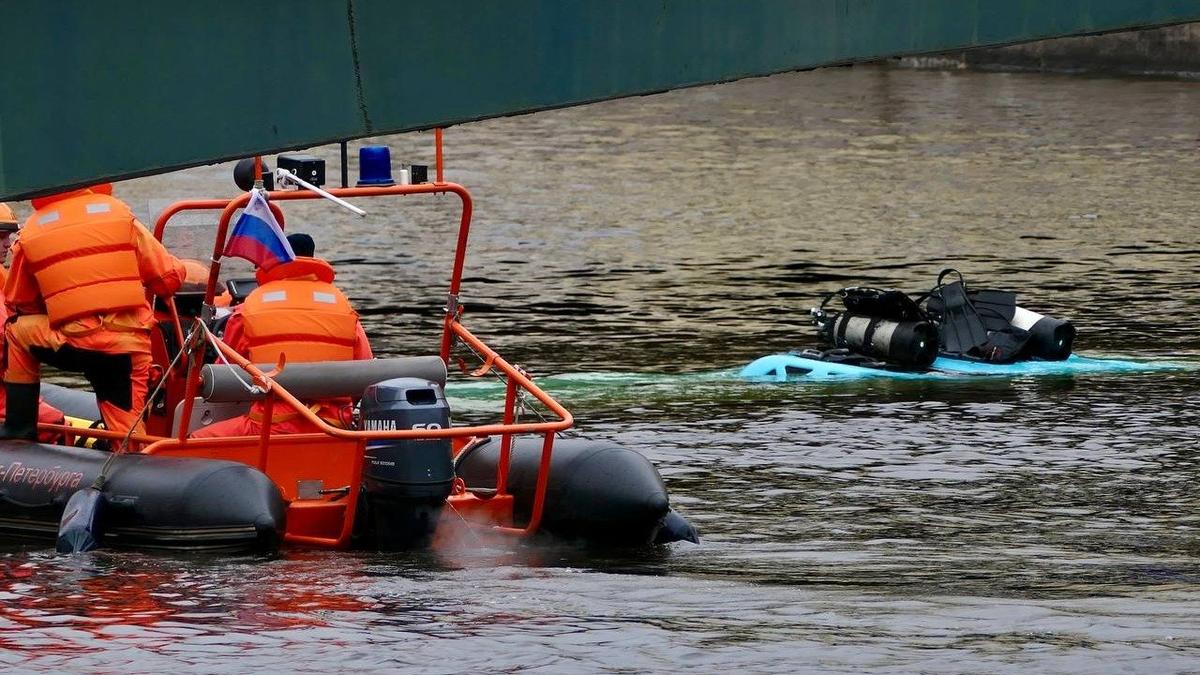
[[812, 312, 939, 369], [811, 288, 939, 369], [1010, 306, 1075, 360]]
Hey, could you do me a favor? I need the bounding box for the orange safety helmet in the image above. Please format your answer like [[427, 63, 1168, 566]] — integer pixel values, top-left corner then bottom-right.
[[0, 203, 17, 232], [30, 183, 114, 210]]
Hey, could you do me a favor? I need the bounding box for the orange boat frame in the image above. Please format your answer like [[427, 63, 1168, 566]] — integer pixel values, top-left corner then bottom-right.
[[44, 132, 575, 549]]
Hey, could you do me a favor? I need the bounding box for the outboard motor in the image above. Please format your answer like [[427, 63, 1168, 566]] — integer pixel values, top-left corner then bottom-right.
[[812, 309, 939, 369], [357, 377, 454, 549], [1011, 307, 1075, 360]]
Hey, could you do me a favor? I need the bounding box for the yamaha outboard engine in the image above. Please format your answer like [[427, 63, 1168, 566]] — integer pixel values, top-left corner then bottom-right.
[[357, 377, 454, 549]]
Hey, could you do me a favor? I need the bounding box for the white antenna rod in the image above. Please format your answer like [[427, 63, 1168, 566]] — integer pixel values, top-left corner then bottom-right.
[[275, 168, 367, 217]]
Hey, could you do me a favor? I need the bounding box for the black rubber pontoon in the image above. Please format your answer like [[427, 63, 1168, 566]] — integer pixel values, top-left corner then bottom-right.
[[456, 437, 697, 546], [0, 441, 284, 551]]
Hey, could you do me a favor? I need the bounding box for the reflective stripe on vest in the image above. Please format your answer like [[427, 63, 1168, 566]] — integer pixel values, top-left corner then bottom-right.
[[241, 278, 359, 364], [19, 194, 148, 327]]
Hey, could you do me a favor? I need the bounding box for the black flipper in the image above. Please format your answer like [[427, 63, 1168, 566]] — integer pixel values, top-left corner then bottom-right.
[[936, 280, 990, 355], [970, 289, 1018, 332]]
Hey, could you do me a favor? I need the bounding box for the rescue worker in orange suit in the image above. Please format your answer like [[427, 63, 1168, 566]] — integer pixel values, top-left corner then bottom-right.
[[0, 185, 187, 440], [0, 204, 18, 266], [0, 204, 65, 440], [192, 233, 372, 438]]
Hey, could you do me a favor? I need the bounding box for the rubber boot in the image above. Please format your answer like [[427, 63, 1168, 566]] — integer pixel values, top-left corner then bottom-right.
[[0, 382, 41, 441]]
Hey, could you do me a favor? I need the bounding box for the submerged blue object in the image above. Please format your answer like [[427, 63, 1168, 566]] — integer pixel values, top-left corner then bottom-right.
[[739, 352, 1191, 382], [357, 145, 395, 186]]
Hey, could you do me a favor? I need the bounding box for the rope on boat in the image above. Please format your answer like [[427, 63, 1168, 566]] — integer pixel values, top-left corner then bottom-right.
[[201, 324, 261, 396], [443, 501, 486, 547], [452, 329, 573, 437], [90, 318, 204, 489]]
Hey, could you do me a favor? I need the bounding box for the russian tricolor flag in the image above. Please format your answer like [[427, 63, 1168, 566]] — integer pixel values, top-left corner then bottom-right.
[[223, 189, 295, 270]]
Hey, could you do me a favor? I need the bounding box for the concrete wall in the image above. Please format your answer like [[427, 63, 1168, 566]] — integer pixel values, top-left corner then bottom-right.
[[898, 23, 1200, 78]]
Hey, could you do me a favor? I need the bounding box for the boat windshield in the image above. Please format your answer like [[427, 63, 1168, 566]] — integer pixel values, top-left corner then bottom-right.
[[158, 214, 255, 286]]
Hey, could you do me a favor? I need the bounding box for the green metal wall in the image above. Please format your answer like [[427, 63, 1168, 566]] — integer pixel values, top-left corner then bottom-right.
[[2, 0, 1198, 199]]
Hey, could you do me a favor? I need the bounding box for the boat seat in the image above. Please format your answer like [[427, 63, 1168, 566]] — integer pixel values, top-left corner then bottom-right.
[[172, 398, 251, 436], [175, 357, 447, 434], [200, 356, 448, 403]]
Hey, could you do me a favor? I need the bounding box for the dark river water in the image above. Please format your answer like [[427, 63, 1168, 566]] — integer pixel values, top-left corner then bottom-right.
[[5, 65, 1200, 672]]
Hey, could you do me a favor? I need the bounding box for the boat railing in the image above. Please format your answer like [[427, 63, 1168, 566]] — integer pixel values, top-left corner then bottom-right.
[[180, 321, 573, 444], [93, 175, 577, 543], [131, 316, 571, 544]]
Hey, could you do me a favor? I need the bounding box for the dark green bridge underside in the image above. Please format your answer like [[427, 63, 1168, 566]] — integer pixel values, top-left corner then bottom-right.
[[3, 1, 1198, 199]]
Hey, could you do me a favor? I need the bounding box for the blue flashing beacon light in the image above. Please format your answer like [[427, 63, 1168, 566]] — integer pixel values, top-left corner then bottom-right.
[[357, 146, 395, 186]]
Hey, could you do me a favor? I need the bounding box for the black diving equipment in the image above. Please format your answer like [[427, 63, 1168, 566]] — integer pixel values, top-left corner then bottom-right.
[[969, 290, 1075, 361], [923, 270, 1075, 362], [924, 271, 990, 356], [1012, 306, 1074, 360], [839, 287, 926, 322], [811, 307, 939, 369]]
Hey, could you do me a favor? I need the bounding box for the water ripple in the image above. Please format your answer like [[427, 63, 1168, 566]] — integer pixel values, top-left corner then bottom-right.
[[19, 64, 1199, 672]]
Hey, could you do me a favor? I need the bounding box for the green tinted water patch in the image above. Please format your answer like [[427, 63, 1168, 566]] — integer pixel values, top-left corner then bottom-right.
[[446, 370, 740, 413], [445, 354, 1198, 412]]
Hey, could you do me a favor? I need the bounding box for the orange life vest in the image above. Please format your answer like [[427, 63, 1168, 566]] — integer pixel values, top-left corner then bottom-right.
[[19, 192, 148, 327], [0, 267, 7, 324], [240, 258, 359, 364]]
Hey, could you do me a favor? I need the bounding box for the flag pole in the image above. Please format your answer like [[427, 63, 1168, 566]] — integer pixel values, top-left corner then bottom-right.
[[275, 168, 367, 216], [435, 128, 444, 184], [253, 155, 264, 190]]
